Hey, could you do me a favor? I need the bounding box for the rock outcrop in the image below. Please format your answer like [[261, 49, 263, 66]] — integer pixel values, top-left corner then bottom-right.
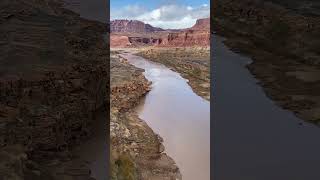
[[110, 35, 132, 47], [110, 20, 164, 33], [190, 17, 210, 31], [110, 18, 210, 48], [158, 29, 210, 47], [110, 35, 163, 48], [0, 0, 108, 179]]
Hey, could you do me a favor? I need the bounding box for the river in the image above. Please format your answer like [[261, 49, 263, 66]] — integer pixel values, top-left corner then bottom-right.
[[212, 35, 320, 180], [120, 52, 211, 180]]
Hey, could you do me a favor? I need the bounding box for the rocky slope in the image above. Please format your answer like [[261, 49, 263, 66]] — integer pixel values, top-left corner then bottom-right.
[[110, 52, 181, 180], [213, 0, 320, 124], [110, 20, 164, 33], [0, 0, 108, 179]]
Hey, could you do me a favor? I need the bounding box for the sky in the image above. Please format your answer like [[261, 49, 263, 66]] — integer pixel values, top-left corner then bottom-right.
[[110, 0, 210, 29]]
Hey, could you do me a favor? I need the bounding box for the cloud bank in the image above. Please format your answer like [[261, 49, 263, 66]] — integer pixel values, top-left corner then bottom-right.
[[111, 3, 210, 29]]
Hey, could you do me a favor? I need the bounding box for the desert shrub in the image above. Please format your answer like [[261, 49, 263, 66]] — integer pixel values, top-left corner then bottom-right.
[[115, 154, 137, 180], [192, 67, 202, 77]]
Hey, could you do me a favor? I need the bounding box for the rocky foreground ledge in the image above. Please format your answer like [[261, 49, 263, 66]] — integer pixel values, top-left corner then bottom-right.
[[110, 51, 181, 180], [0, 0, 108, 179]]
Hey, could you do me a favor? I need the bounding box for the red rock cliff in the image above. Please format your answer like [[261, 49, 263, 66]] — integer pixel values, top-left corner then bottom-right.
[[158, 17, 210, 47]]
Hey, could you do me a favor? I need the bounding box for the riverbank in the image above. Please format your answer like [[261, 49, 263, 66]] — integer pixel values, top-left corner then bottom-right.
[[120, 52, 210, 180], [110, 51, 181, 180], [137, 47, 210, 100], [213, 33, 320, 180], [213, 0, 320, 124]]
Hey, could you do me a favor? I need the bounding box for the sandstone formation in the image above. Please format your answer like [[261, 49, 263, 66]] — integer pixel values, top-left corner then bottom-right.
[[190, 18, 210, 30], [110, 35, 132, 47], [110, 34, 163, 48], [158, 29, 210, 47], [110, 18, 210, 48], [213, 0, 320, 124]]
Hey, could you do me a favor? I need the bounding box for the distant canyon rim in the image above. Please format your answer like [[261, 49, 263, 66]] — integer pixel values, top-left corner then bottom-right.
[[110, 18, 210, 48]]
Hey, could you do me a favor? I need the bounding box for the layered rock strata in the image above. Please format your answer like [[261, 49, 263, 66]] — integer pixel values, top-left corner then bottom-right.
[[110, 18, 210, 48], [0, 0, 108, 179]]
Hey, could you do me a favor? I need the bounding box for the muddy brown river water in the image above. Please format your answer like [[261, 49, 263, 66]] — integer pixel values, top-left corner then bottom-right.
[[213, 35, 320, 180], [120, 52, 211, 180]]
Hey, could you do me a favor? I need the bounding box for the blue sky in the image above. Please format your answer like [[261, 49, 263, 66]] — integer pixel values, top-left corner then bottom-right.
[[110, 0, 210, 29], [111, 0, 210, 10]]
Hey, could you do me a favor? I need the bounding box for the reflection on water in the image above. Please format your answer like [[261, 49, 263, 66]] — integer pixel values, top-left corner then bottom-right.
[[120, 52, 210, 180], [213, 35, 320, 180]]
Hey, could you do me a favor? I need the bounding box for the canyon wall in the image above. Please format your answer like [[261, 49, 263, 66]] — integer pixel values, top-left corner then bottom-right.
[[110, 18, 210, 48], [158, 29, 210, 47], [190, 18, 210, 30], [110, 20, 164, 33]]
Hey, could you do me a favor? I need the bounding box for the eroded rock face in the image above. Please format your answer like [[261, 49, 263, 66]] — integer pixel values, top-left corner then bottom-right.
[[110, 55, 150, 111], [128, 37, 162, 46], [110, 35, 163, 48], [110, 35, 132, 47], [157, 17, 210, 47], [1, 0, 108, 179], [0, 64, 108, 155], [190, 17, 210, 30], [158, 30, 210, 47], [110, 18, 210, 48], [110, 20, 164, 33]]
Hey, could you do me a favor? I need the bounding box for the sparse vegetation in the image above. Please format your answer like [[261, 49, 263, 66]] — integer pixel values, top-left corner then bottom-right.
[[116, 154, 137, 180], [111, 152, 137, 180]]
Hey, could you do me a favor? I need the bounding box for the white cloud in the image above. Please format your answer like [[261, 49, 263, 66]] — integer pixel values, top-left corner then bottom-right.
[[111, 4, 147, 20], [111, 3, 210, 29]]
